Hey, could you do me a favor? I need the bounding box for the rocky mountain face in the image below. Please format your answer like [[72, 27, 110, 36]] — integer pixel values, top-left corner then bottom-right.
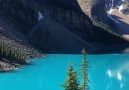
[[0, 0, 38, 33], [36, 0, 94, 41], [0, 0, 128, 54], [37, 0, 109, 22], [77, 0, 109, 22], [105, 0, 129, 9]]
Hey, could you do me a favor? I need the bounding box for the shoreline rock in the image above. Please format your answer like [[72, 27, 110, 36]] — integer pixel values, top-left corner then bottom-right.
[[0, 61, 16, 72], [0, 54, 45, 72]]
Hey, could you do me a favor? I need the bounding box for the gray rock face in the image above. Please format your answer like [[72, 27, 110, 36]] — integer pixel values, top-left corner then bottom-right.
[[89, 0, 108, 22], [120, 1, 129, 15], [105, 0, 129, 15], [39, 2, 93, 41], [38, 0, 109, 22], [77, 0, 106, 20], [105, 0, 129, 8], [0, 0, 38, 33], [36, 0, 113, 39]]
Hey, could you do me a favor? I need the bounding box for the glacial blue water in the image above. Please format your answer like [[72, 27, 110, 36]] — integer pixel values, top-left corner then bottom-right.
[[0, 54, 129, 90]]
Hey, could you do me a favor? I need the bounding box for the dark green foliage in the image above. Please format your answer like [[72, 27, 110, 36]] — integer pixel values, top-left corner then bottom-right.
[[61, 48, 90, 90], [91, 20, 129, 45], [0, 37, 26, 64], [92, 20, 126, 39], [80, 48, 89, 90], [61, 62, 79, 90], [92, 20, 118, 35]]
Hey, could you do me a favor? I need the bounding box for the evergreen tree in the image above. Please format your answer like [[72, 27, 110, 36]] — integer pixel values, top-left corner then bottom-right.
[[61, 62, 79, 90], [80, 48, 89, 90], [0, 40, 2, 59], [1, 40, 4, 58]]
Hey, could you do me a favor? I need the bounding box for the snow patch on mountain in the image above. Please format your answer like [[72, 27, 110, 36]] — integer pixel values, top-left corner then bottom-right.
[[107, 9, 121, 24], [38, 11, 43, 21]]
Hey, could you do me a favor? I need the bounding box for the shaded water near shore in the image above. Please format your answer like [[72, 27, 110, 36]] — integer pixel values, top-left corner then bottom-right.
[[0, 54, 129, 90]]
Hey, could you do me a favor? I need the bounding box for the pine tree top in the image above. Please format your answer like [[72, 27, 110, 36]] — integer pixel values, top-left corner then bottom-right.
[[68, 61, 74, 72], [81, 48, 87, 56]]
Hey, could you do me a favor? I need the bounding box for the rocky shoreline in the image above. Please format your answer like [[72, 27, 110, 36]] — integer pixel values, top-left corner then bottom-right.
[[0, 54, 45, 72], [0, 61, 16, 72], [0, 22, 45, 72]]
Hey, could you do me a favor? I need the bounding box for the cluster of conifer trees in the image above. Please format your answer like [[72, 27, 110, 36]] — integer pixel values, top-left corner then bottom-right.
[[0, 37, 26, 64], [61, 48, 90, 90]]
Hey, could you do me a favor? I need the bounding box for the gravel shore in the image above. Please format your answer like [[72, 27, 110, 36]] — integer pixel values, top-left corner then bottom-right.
[[0, 61, 16, 72]]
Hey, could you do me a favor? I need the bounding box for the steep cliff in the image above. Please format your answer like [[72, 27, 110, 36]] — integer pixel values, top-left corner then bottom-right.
[[36, 0, 108, 22], [0, 0, 128, 55], [0, 0, 38, 33], [36, 0, 93, 41], [77, 0, 109, 22], [35, 0, 128, 43]]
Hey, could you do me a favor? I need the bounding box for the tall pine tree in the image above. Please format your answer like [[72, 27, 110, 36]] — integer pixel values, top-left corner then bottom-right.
[[80, 48, 89, 90], [61, 62, 79, 90]]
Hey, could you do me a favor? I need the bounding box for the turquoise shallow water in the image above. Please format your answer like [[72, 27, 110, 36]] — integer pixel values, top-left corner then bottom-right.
[[0, 54, 129, 90]]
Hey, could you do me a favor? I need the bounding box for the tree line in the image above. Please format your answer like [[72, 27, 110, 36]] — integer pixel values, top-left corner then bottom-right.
[[61, 48, 90, 90], [0, 36, 27, 65]]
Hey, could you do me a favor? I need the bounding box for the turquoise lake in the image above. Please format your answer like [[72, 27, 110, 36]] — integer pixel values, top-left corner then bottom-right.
[[0, 54, 129, 90]]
